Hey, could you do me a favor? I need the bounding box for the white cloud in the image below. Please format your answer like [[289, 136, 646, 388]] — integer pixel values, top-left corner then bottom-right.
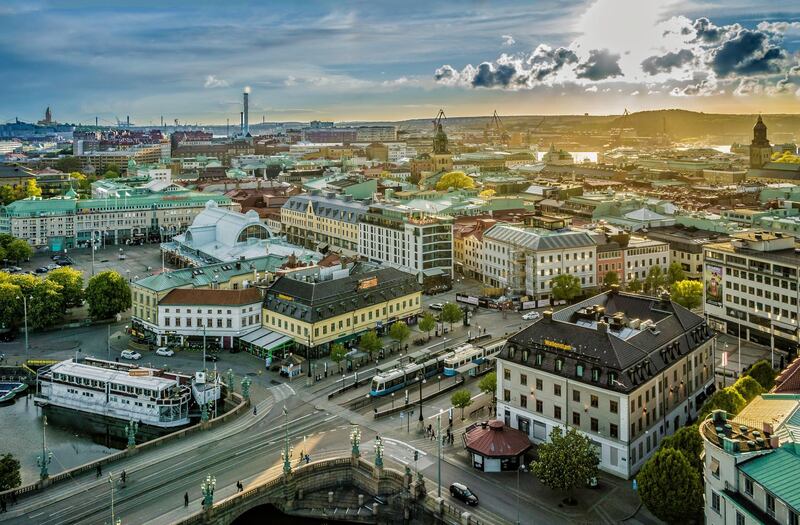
[[585, 85, 598, 92], [501, 34, 515, 47], [204, 75, 229, 88], [630, 90, 640, 95]]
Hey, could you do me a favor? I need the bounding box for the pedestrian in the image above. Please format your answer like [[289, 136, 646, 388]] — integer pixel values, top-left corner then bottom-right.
[[236, 481, 243, 492], [430, 430, 435, 441], [184, 492, 189, 507], [253, 406, 257, 416], [96, 464, 102, 478], [305, 454, 310, 464]]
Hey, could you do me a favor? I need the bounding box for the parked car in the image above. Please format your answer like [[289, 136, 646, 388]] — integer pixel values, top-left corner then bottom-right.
[[449, 483, 478, 506], [120, 350, 142, 360], [155, 347, 174, 357], [35, 267, 49, 274], [1, 266, 20, 273], [429, 303, 444, 311], [57, 259, 73, 266], [45, 263, 60, 271], [521, 311, 541, 321], [204, 353, 220, 362]]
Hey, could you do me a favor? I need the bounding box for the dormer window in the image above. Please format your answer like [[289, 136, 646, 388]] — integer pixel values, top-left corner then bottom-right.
[[591, 368, 600, 382], [576, 364, 584, 378], [535, 353, 544, 367], [555, 358, 564, 373]]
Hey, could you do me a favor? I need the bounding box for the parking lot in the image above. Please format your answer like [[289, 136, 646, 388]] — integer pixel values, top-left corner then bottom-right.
[[7, 242, 167, 282]]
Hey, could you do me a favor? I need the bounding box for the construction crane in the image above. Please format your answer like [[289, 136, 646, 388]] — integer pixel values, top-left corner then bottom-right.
[[485, 110, 509, 145], [432, 109, 446, 131]]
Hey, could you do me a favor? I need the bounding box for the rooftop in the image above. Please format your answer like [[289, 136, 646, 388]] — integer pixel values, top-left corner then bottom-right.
[[48, 360, 178, 390], [159, 287, 262, 306], [739, 444, 800, 511], [133, 255, 287, 292], [483, 224, 596, 251], [464, 420, 532, 458]]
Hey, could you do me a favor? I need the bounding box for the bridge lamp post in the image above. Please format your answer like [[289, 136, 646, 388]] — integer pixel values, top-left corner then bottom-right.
[[374, 435, 384, 468], [108, 473, 122, 525], [282, 405, 293, 475], [241, 376, 252, 401], [125, 419, 138, 449], [437, 410, 443, 498], [350, 425, 361, 457], [417, 373, 426, 424], [201, 474, 216, 509], [37, 415, 52, 480], [227, 369, 235, 394]]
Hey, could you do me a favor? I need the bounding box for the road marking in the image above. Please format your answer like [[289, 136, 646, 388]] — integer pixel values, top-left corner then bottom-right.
[[383, 438, 428, 456], [48, 505, 74, 518], [29, 512, 44, 518]]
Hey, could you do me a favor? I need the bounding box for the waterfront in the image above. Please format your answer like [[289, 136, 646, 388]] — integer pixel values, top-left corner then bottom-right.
[[0, 394, 115, 485]]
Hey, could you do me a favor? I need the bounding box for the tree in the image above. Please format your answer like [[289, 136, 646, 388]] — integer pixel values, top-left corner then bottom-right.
[[103, 169, 120, 179], [0, 185, 15, 205], [627, 277, 643, 293], [478, 189, 496, 199], [418, 313, 436, 340], [667, 262, 686, 284], [637, 448, 704, 523], [435, 171, 475, 191], [0, 453, 21, 491], [330, 343, 347, 373], [0, 282, 23, 329], [55, 156, 83, 173], [659, 424, 703, 474], [644, 266, 666, 294], [551, 274, 581, 302], [440, 302, 463, 331], [47, 266, 84, 307], [23, 178, 42, 198], [85, 270, 131, 320], [359, 330, 382, 359], [389, 321, 410, 348], [478, 371, 497, 414], [0, 234, 15, 250], [602, 271, 619, 289], [450, 389, 473, 420], [698, 387, 747, 420], [530, 427, 599, 504], [6, 239, 32, 263], [733, 375, 763, 403], [743, 359, 777, 391], [9, 272, 37, 296], [29, 279, 65, 329], [670, 280, 703, 309]]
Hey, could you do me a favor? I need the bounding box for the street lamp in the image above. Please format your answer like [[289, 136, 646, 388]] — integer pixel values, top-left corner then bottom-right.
[[374, 435, 384, 468], [417, 373, 426, 423], [350, 425, 361, 457], [437, 410, 443, 498], [125, 419, 138, 449], [282, 405, 293, 475], [37, 415, 52, 480], [516, 464, 528, 525], [391, 392, 395, 409], [17, 295, 31, 359], [201, 474, 216, 509]]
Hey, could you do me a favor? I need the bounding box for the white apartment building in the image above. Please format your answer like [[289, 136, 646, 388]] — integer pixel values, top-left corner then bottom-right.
[[624, 236, 670, 282], [704, 231, 800, 353], [483, 224, 597, 300], [358, 202, 453, 288], [497, 289, 715, 478], [153, 288, 262, 349]]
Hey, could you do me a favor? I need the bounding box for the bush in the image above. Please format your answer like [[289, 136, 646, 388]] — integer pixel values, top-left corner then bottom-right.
[[743, 359, 777, 391], [732, 375, 763, 403], [638, 448, 704, 523], [698, 387, 746, 420]]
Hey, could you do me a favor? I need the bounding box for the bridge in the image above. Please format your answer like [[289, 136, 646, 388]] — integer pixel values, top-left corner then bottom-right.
[[174, 452, 482, 525]]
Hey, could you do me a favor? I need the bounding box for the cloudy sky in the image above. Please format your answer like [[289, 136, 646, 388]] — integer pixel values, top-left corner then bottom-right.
[[1, 0, 799, 124]]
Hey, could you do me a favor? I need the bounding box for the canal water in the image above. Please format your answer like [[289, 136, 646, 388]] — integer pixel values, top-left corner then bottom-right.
[[0, 393, 116, 485]]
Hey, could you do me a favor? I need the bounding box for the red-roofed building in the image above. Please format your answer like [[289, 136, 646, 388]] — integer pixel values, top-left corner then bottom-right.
[[464, 420, 531, 472]]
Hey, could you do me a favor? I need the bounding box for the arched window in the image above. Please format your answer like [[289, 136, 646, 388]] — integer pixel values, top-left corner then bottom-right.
[[237, 224, 269, 242]]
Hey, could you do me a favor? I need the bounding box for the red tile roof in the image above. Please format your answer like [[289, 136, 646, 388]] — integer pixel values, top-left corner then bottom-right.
[[465, 420, 531, 458], [773, 356, 800, 394], [159, 287, 262, 306]]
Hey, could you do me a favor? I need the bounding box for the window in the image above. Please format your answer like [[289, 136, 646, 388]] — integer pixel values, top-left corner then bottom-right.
[[520, 395, 527, 409], [520, 374, 527, 386], [736, 512, 745, 525], [555, 358, 563, 372], [744, 477, 753, 496], [536, 400, 543, 413], [576, 364, 584, 377], [504, 389, 511, 402], [554, 406, 561, 420], [711, 491, 720, 514], [590, 418, 598, 432], [766, 493, 775, 517], [590, 395, 598, 408], [504, 368, 511, 381], [573, 390, 580, 403], [790, 509, 798, 525], [536, 378, 543, 391], [610, 423, 618, 439], [572, 412, 580, 425], [610, 400, 618, 414], [554, 384, 561, 396]]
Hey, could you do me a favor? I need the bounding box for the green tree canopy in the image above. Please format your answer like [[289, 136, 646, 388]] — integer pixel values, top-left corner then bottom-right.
[[530, 427, 599, 503], [450, 389, 473, 419], [666, 262, 686, 284], [330, 343, 347, 373], [46, 266, 84, 308], [743, 359, 777, 391], [551, 274, 581, 302], [8, 272, 37, 296], [440, 302, 463, 330], [602, 271, 619, 288], [0, 185, 15, 205], [659, 424, 703, 474], [0, 281, 23, 329], [55, 156, 83, 173], [670, 280, 703, 309], [732, 375, 764, 403], [359, 330, 382, 358], [0, 453, 21, 491], [6, 239, 32, 263], [698, 386, 747, 420], [23, 178, 42, 198], [644, 266, 666, 294], [418, 312, 436, 339], [435, 171, 475, 191], [85, 270, 131, 320], [29, 279, 65, 329], [637, 448, 704, 523], [627, 277, 643, 293], [478, 371, 496, 397], [389, 321, 410, 346]]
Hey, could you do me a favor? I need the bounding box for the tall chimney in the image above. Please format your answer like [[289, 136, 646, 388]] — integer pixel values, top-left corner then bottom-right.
[[243, 86, 250, 136]]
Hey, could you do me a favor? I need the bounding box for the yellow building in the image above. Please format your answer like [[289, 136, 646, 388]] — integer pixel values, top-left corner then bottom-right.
[[261, 264, 422, 356], [281, 192, 368, 254]]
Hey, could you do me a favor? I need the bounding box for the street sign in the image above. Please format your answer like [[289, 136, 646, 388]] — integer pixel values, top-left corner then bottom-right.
[[129, 369, 152, 377]]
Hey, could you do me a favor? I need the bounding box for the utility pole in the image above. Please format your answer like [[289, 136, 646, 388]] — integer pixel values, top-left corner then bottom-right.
[[37, 415, 52, 479], [107, 324, 111, 360], [19, 295, 29, 359], [437, 410, 443, 498]]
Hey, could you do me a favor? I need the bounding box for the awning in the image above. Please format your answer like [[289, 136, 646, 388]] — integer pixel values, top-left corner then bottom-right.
[[239, 328, 293, 351], [422, 268, 445, 277]]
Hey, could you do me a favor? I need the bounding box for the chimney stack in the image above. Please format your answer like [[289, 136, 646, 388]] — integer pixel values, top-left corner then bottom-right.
[[243, 86, 251, 136]]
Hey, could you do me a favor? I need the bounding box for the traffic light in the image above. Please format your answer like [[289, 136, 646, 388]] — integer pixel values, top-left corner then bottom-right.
[[414, 450, 419, 462]]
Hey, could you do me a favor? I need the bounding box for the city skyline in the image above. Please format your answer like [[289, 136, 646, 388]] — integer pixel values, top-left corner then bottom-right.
[[2, 0, 800, 124]]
